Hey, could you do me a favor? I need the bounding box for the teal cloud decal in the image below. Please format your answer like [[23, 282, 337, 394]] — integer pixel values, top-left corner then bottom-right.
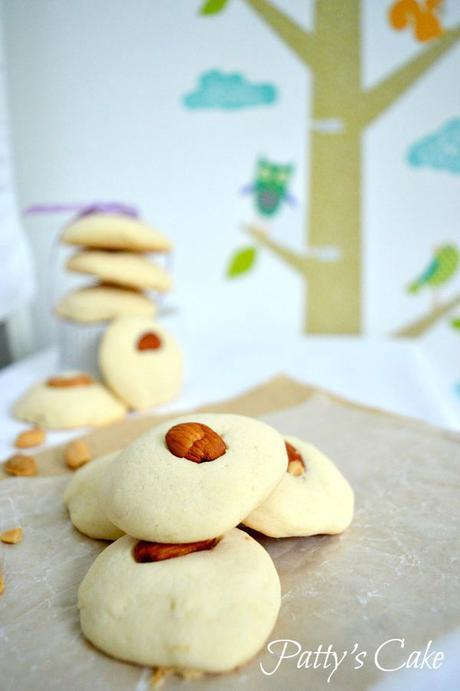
[[183, 70, 278, 110], [408, 118, 460, 174]]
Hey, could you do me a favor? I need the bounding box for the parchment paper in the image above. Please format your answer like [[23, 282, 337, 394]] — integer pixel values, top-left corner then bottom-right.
[[1, 378, 460, 690]]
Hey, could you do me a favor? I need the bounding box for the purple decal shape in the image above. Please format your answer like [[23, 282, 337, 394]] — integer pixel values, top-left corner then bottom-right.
[[24, 201, 138, 219]]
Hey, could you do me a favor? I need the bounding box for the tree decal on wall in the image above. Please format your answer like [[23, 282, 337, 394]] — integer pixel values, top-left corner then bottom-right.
[[392, 117, 460, 338], [394, 244, 459, 338], [200, 0, 460, 334], [226, 157, 296, 278]]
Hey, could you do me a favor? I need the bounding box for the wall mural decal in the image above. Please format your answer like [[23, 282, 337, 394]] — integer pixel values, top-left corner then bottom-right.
[[226, 157, 296, 280], [395, 243, 460, 338], [389, 0, 444, 42], [408, 118, 460, 173], [200, 0, 460, 334], [242, 158, 295, 218], [227, 245, 257, 278], [451, 312, 460, 399], [200, 0, 230, 14], [394, 116, 460, 339], [407, 245, 459, 301], [183, 70, 278, 110]]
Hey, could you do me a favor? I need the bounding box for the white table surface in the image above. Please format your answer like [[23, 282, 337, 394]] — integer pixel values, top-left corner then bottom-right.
[[0, 334, 457, 460]]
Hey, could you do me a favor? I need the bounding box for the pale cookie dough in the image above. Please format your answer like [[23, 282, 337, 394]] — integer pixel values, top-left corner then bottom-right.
[[78, 529, 281, 672], [99, 316, 183, 410], [13, 372, 126, 429], [64, 453, 124, 540], [100, 413, 287, 542], [66, 251, 172, 293], [56, 284, 156, 323], [61, 213, 172, 252], [243, 437, 354, 538]]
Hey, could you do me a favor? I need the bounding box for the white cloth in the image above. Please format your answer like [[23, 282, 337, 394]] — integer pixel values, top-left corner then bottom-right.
[[0, 13, 35, 321]]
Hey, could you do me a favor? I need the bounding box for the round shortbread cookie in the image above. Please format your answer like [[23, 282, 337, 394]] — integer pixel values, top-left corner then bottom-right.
[[100, 413, 287, 542], [66, 251, 171, 293], [78, 529, 280, 672], [13, 372, 126, 429], [61, 213, 172, 252], [243, 437, 354, 538], [64, 453, 124, 540], [99, 316, 183, 410], [56, 284, 156, 323]]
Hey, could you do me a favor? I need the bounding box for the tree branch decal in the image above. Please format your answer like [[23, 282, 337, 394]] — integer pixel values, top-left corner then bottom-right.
[[393, 293, 460, 338], [245, 225, 312, 275], [359, 24, 460, 127], [243, 0, 316, 66]]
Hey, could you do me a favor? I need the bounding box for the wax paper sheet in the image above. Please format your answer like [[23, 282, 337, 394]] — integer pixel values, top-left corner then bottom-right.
[[1, 388, 460, 691]]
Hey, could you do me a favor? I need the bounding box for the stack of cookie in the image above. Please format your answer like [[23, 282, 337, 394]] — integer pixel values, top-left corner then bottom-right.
[[64, 413, 354, 678], [55, 206, 173, 374], [58, 206, 172, 322], [13, 315, 184, 428], [11, 208, 184, 431]]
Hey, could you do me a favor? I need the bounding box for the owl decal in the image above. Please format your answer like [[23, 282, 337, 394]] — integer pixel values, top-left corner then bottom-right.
[[243, 158, 295, 218], [227, 157, 296, 279]]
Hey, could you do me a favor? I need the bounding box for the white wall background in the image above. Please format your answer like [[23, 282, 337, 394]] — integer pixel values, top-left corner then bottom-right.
[[2, 0, 460, 347]]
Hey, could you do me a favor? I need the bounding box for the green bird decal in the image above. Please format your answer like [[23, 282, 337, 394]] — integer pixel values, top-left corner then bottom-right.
[[407, 245, 459, 294]]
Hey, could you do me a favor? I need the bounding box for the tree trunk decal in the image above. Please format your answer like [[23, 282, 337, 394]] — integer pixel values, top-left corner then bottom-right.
[[233, 0, 460, 334]]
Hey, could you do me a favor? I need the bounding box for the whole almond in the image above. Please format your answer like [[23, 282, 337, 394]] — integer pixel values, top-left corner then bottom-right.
[[151, 668, 173, 689], [1, 528, 23, 544], [65, 440, 92, 470], [4, 454, 38, 477], [165, 422, 226, 463], [47, 373, 93, 388], [285, 441, 305, 476], [178, 670, 203, 681], [15, 427, 45, 449], [151, 668, 202, 688], [137, 331, 162, 351], [133, 537, 219, 563]]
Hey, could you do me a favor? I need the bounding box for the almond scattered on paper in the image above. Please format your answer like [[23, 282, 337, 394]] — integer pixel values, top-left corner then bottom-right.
[[0, 528, 23, 544], [176, 668, 203, 681], [150, 667, 203, 689], [0, 575, 4, 595], [15, 427, 46, 449], [151, 667, 173, 688], [65, 440, 92, 470], [3, 454, 38, 477]]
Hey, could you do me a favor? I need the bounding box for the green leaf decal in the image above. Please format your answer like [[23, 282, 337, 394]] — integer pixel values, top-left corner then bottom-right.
[[200, 0, 229, 15], [226, 246, 257, 278]]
